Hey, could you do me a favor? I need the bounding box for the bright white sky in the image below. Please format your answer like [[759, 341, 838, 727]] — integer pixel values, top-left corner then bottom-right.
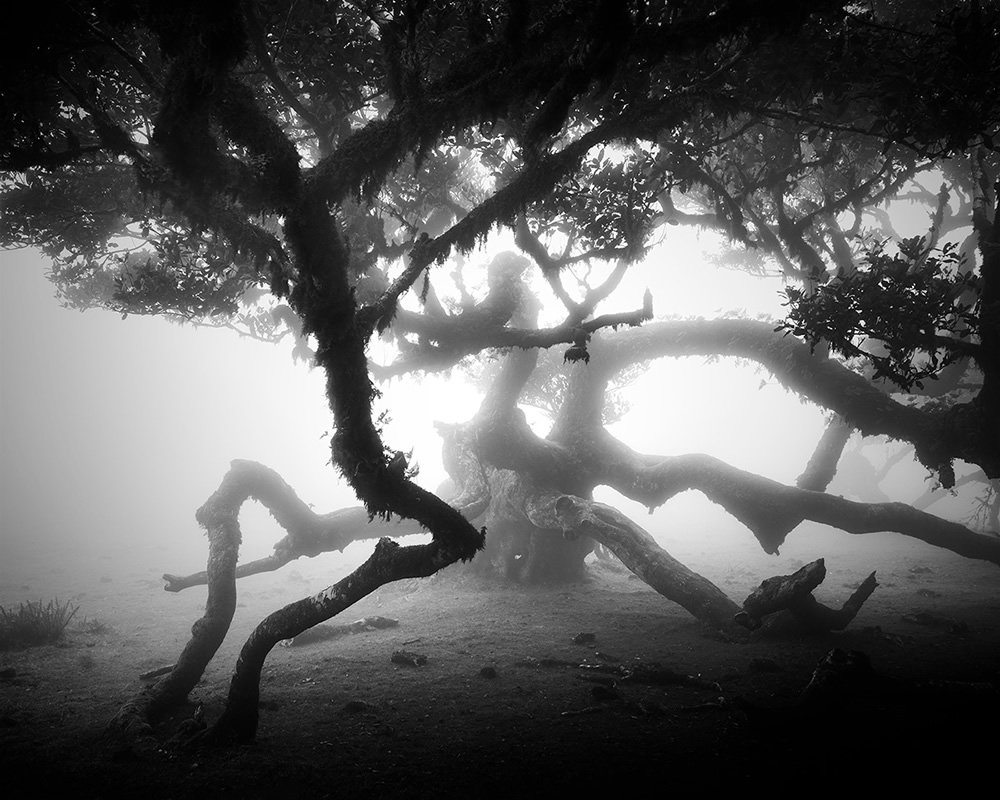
[[0, 204, 940, 587]]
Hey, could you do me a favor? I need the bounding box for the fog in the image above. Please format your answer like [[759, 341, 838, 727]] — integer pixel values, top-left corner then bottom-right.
[[4, 230, 997, 797], [1, 247, 476, 596], [0, 227, 984, 614]]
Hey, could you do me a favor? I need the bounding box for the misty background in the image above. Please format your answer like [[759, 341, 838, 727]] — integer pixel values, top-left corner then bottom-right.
[[0, 205, 961, 613]]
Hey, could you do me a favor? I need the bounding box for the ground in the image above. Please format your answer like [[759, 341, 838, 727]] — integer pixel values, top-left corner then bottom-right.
[[1, 523, 998, 797]]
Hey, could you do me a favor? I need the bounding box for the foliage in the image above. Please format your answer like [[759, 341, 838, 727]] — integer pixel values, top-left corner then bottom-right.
[[0, 0, 998, 485], [5, 2, 1000, 750], [0, 599, 80, 650], [534, 146, 662, 262], [3, 1, 997, 323], [779, 239, 981, 390]]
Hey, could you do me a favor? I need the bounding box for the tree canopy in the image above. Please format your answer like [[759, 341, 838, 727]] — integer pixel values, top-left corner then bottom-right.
[[2, 0, 999, 743]]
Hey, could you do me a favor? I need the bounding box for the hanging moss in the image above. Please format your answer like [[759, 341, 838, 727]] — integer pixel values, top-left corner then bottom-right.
[[212, 78, 302, 210]]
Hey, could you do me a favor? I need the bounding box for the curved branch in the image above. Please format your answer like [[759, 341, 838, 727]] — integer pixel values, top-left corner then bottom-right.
[[514, 216, 582, 315], [607, 450, 1000, 565], [597, 319, 997, 479], [441, 418, 880, 634], [113, 448, 490, 742], [109, 461, 246, 738], [594, 319, 926, 434], [161, 460, 427, 591], [371, 296, 653, 380], [467, 402, 1000, 566], [201, 537, 459, 744]]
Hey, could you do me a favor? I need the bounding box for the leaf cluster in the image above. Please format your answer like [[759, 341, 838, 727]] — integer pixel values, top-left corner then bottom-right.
[[534, 147, 662, 261], [111, 243, 248, 320], [779, 239, 981, 390], [2, 0, 999, 381]]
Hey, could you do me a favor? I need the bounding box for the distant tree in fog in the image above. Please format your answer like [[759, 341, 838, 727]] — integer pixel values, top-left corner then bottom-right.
[[2, 0, 998, 744]]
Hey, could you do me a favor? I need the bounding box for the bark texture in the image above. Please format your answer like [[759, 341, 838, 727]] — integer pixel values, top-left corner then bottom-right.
[[109, 465, 246, 738], [552, 495, 742, 633], [204, 538, 459, 743], [162, 462, 422, 592], [797, 417, 853, 491], [736, 559, 879, 632]]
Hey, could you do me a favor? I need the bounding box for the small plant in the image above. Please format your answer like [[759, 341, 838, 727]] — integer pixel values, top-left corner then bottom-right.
[[76, 616, 109, 635], [0, 599, 80, 650]]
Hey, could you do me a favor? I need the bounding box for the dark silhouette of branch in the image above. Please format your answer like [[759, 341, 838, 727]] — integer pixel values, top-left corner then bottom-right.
[[242, 1, 333, 152], [796, 416, 853, 491]]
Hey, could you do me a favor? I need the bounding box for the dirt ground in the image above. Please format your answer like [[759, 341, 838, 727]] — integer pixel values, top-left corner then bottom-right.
[[2, 525, 998, 798]]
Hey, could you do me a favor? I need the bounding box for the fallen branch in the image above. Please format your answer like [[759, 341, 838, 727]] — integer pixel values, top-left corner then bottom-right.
[[735, 559, 879, 632]]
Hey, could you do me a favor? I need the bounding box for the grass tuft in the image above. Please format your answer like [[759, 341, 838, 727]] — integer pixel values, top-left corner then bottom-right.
[[76, 616, 108, 635], [0, 599, 80, 650]]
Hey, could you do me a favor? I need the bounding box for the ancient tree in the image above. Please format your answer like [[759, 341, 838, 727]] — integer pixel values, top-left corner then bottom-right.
[[2, 0, 999, 743]]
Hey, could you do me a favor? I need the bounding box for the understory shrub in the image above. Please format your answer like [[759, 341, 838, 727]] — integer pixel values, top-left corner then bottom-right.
[[0, 599, 80, 649]]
